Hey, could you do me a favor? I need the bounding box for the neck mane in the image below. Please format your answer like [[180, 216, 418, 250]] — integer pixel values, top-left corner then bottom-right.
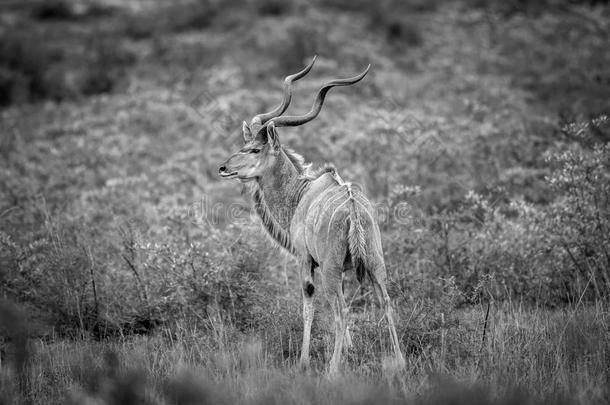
[[249, 147, 312, 254]]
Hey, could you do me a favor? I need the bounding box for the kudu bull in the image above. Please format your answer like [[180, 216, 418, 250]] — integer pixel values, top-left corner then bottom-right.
[[218, 56, 404, 374]]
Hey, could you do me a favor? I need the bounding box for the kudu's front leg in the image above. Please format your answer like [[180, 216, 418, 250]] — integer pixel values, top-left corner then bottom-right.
[[299, 257, 316, 370]]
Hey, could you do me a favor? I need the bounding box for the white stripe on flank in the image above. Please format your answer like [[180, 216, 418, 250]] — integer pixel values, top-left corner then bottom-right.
[[326, 195, 351, 239]]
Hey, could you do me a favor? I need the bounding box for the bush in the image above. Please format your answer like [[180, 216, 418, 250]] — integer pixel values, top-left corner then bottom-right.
[[0, 223, 273, 337], [271, 22, 320, 76], [368, 4, 423, 48], [122, 1, 220, 39], [0, 223, 99, 337], [125, 225, 273, 332], [0, 31, 50, 106], [381, 116, 610, 306], [541, 118, 610, 301], [0, 29, 134, 106], [81, 38, 135, 96], [31, 0, 76, 20], [252, 0, 294, 16]]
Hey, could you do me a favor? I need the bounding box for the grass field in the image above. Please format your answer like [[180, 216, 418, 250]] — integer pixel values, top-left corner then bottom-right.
[[4, 303, 610, 404], [1, 0, 609, 404]]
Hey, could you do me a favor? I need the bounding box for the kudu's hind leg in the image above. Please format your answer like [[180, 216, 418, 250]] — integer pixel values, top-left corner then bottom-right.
[[341, 274, 353, 349], [369, 262, 405, 367], [344, 322, 353, 348], [299, 258, 316, 370], [323, 267, 348, 375]]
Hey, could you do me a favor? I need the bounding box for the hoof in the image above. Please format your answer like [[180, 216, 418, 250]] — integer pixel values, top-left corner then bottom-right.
[[382, 355, 406, 374], [327, 362, 341, 378], [344, 330, 353, 349]]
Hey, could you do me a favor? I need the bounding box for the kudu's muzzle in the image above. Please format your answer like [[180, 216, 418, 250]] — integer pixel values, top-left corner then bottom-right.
[[218, 159, 238, 179]]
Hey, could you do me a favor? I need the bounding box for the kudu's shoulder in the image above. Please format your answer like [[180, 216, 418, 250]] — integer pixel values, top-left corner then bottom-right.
[[300, 166, 374, 213]]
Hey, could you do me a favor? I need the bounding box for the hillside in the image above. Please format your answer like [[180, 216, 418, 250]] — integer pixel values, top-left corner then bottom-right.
[[1, 1, 609, 404]]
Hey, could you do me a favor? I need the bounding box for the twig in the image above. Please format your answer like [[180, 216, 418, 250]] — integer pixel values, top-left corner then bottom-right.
[[119, 224, 149, 306], [347, 283, 363, 310], [480, 300, 490, 353], [563, 243, 587, 277], [0, 206, 20, 219], [122, 254, 148, 305], [558, 273, 592, 346], [283, 254, 289, 289], [86, 245, 99, 324]]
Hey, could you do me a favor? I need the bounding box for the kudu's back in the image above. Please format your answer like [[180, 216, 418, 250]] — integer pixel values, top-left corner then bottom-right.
[[292, 170, 384, 283]]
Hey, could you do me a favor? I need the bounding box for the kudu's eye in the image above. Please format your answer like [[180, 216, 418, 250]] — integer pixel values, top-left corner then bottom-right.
[[250, 148, 261, 154]]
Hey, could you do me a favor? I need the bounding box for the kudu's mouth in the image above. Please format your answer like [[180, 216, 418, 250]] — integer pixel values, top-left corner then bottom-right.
[[218, 165, 238, 179], [219, 172, 238, 179]]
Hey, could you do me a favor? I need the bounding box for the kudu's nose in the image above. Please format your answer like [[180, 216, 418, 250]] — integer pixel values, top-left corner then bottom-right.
[[218, 165, 227, 173]]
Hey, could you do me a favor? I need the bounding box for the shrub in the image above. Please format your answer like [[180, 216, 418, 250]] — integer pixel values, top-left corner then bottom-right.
[[380, 117, 609, 306], [81, 38, 135, 96], [252, 0, 294, 16], [321, 0, 439, 13], [128, 229, 272, 331], [541, 118, 610, 301], [368, 6, 422, 48], [0, 31, 50, 106], [0, 223, 99, 337], [31, 0, 76, 20], [0, 29, 134, 106], [272, 22, 320, 76], [122, 1, 220, 39]]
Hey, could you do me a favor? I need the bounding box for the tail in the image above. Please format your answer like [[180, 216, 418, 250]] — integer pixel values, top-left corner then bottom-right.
[[346, 184, 367, 283]]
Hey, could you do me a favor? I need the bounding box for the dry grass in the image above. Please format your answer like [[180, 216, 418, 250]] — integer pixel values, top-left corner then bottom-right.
[[1, 1, 609, 404], [1, 302, 608, 404]]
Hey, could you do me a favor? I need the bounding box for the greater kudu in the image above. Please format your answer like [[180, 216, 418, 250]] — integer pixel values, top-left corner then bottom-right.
[[218, 56, 404, 374]]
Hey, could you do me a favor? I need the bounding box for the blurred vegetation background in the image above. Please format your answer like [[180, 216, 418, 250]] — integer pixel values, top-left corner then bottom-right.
[[0, 0, 609, 404]]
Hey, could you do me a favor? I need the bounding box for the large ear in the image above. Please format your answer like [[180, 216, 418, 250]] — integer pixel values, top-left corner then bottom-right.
[[242, 121, 252, 143], [266, 122, 280, 149]]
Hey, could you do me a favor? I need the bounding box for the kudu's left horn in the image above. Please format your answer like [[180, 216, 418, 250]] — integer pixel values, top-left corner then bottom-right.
[[268, 64, 370, 128], [250, 56, 317, 127]]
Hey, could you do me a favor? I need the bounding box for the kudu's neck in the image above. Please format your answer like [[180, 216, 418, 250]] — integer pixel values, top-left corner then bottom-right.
[[256, 149, 308, 230]]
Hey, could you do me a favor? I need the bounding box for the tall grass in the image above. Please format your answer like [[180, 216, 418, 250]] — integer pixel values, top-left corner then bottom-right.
[[1, 1, 609, 404], [1, 301, 608, 404]]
